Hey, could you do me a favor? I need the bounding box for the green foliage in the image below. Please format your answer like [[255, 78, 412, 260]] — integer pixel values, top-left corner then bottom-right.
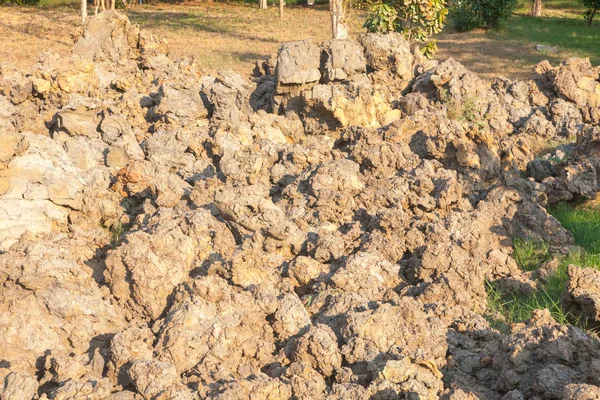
[[583, 0, 600, 26], [477, 0, 519, 28], [395, 0, 448, 42], [420, 40, 439, 58], [450, 0, 518, 30], [364, 0, 448, 57], [486, 203, 600, 331], [449, 1, 482, 31], [363, 2, 398, 33]]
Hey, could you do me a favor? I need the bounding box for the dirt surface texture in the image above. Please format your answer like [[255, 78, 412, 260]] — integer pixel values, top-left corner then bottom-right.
[[2, 10, 600, 400]]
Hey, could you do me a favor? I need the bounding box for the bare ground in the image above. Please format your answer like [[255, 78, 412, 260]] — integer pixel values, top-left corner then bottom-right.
[[434, 30, 579, 81]]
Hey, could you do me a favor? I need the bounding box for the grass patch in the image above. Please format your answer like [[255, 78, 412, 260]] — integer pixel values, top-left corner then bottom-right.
[[511, 238, 551, 271], [548, 202, 600, 256], [516, 0, 587, 15], [487, 202, 600, 330], [486, 247, 591, 331], [489, 14, 600, 65]]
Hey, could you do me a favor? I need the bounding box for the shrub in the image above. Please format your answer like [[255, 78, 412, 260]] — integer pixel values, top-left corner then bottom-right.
[[450, 0, 518, 31], [449, 0, 481, 31], [364, 0, 448, 57]]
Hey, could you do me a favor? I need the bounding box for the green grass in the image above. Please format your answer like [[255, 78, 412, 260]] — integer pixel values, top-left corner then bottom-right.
[[486, 249, 591, 331], [511, 238, 551, 271], [490, 13, 600, 66], [486, 202, 600, 331], [548, 202, 600, 256], [517, 0, 586, 14]]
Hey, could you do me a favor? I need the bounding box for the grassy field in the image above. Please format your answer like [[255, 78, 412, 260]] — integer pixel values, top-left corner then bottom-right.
[[0, 0, 597, 78], [488, 202, 600, 331]]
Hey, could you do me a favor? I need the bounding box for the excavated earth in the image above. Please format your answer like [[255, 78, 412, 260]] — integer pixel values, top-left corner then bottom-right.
[[2, 10, 600, 400]]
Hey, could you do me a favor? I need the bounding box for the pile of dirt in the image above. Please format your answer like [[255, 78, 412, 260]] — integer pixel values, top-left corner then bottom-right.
[[1, 10, 600, 400]]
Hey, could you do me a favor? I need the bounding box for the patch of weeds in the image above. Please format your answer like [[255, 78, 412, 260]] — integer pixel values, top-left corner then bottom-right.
[[530, 138, 575, 161], [303, 294, 314, 309], [485, 281, 512, 332], [459, 98, 480, 124], [549, 202, 600, 255], [546, 147, 574, 165], [486, 203, 600, 330], [512, 238, 550, 271], [108, 221, 132, 249], [443, 92, 485, 129], [486, 279, 577, 332]]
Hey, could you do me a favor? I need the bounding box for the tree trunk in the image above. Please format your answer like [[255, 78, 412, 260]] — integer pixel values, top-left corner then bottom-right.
[[330, 0, 348, 39], [81, 0, 87, 28], [279, 0, 284, 18], [100, 0, 106, 11], [589, 7, 597, 26], [530, 0, 542, 17], [111, 0, 115, 10], [307, 0, 314, 5], [259, 0, 267, 9]]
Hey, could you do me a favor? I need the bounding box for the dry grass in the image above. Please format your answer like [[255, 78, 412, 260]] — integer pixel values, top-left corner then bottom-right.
[[0, 2, 597, 80], [434, 30, 572, 81], [0, 3, 361, 74], [125, 3, 364, 73], [0, 7, 80, 70]]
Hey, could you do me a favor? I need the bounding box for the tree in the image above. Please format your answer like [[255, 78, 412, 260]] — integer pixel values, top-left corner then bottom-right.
[[280, 0, 284, 18], [81, 0, 87, 27], [450, 0, 517, 31], [530, 0, 542, 17], [584, 0, 599, 26], [259, 0, 267, 9], [330, 0, 348, 39]]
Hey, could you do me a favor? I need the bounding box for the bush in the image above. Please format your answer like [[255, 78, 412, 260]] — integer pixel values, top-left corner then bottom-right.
[[449, 0, 481, 31], [450, 0, 518, 31], [364, 0, 447, 57]]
